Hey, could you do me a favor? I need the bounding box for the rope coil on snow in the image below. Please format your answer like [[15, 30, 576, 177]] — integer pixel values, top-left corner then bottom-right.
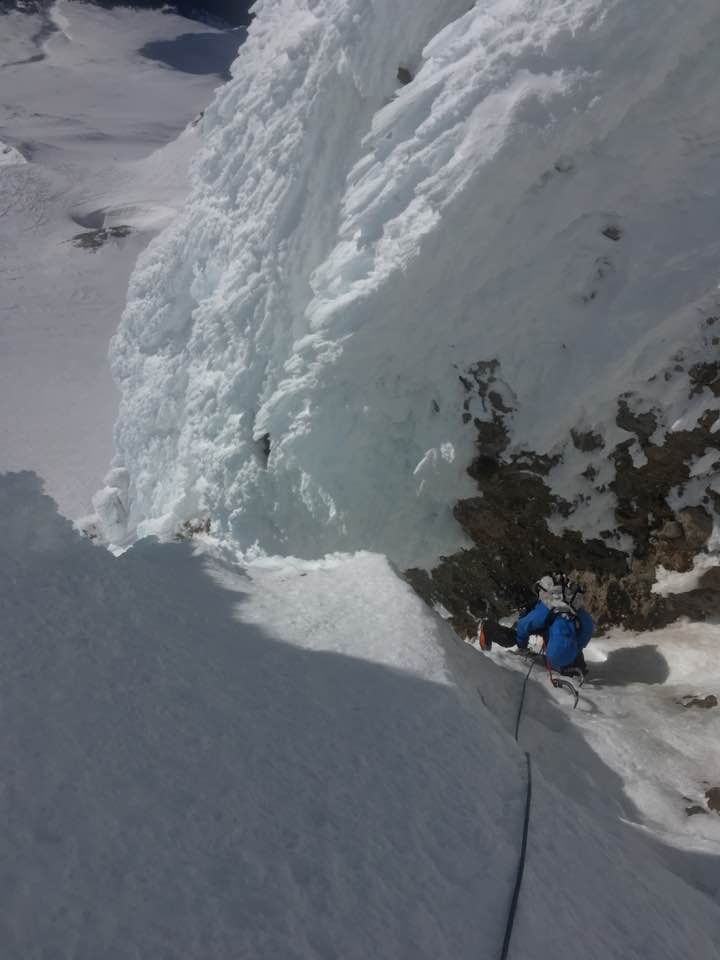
[[500, 656, 535, 960]]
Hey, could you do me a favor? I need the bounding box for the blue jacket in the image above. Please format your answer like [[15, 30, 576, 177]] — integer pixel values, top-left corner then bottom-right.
[[515, 601, 593, 669]]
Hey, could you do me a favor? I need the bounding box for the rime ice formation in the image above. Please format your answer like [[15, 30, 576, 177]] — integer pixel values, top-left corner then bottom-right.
[[102, 0, 720, 566]]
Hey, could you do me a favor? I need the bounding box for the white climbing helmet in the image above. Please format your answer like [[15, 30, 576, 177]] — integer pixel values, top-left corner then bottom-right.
[[534, 573, 584, 613]]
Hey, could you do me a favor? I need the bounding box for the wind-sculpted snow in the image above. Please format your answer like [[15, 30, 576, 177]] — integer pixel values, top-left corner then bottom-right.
[[106, 0, 720, 563], [0, 140, 26, 165]]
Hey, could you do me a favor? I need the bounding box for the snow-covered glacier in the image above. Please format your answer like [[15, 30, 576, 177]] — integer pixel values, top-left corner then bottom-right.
[[101, 0, 720, 567]]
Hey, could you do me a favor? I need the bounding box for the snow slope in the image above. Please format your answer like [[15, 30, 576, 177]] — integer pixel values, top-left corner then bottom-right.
[[582, 625, 720, 854], [0, 0, 242, 517], [485, 626, 720, 858], [3, 470, 719, 958], [104, 0, 720, 565]]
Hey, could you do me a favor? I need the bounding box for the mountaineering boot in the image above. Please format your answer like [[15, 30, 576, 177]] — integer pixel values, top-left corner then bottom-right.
[[561, 649, 588, 677], [478, 620, 517, 651]]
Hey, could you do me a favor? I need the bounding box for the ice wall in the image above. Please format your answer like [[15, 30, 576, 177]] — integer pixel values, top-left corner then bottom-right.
[[102, 0, 720, 564]]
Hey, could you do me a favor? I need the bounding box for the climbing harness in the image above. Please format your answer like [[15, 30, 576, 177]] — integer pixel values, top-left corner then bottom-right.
[[516, 644, 584, 709]]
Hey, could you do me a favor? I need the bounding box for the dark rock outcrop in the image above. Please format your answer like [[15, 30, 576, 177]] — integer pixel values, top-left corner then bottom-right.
[[397, 66, 413, 86], [678, 694, 717, 709], [602, 224, 623, 242], [72, 225, 132, 252], [610, 403, 718, 561], [406, 337, 720, 636], [571, 428, 604, 452]]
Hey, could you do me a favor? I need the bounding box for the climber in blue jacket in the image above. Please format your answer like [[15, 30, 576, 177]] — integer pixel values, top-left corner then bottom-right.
[[479, 574, 593, 674]]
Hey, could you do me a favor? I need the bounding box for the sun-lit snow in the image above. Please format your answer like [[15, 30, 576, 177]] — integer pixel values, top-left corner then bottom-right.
[[3, 471, 719, 958], [0, 139, 26, 166], [652, 554, 720, 597], [103, 0, 720, 567], [0, 0, 241, 517]]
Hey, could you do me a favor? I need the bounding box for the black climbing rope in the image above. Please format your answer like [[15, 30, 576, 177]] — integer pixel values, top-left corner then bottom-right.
[[499, 751, 532, 960], [513, 656, 536, 741], [500, 656, 535, 960]]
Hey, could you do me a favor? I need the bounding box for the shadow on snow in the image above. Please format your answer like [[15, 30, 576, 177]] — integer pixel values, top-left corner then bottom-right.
[[140, 28, 246, 80], [1, 471, 718, 958], [587, 644, 670, 687]]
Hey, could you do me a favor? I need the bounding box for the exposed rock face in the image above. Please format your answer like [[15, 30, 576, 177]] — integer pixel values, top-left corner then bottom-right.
[[610, 411, 718, 561], [396, 66, 413, 85], [571, 428, 604, 453], [689, 361, 720, 397], [406, 332, 720, 636], [678, 694, 718, 709], [706, 787, 720, 814]]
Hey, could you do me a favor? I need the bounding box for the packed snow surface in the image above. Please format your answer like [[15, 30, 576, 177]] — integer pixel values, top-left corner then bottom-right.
[[3, 471, 720, 958], [105, 0, 720, 563], [0, 0, 242, 517], [488, 628, 720, 860]]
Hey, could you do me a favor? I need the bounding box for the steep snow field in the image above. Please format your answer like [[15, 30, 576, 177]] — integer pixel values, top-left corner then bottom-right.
[[0, 0, 243, 517], [487, 626, 720, 857], [102, 0, 720, 564], [2, 471, 719, 958]]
